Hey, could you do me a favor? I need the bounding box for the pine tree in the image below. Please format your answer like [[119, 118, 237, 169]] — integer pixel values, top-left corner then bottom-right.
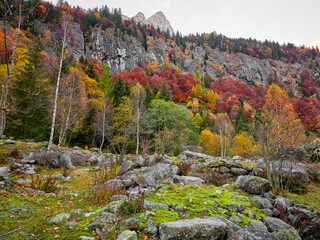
[[235, 108, 248, 134], [159, 81, 171, 101], [7, 38, 50, 140], [153, 84, 159, 97], [112, 76, 124, 107], [145, 82, 153, 107], [99, 64, 113, 101]]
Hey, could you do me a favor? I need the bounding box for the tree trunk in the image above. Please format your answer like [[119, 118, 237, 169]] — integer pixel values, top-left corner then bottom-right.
[[99, 102, 106, 154], [0, 3, 22, 137], [48, 25, 67, 151], [136, 90, 140, 155]]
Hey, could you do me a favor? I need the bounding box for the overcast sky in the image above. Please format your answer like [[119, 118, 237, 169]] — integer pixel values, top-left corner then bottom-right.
[[52, 0, 320, 48]]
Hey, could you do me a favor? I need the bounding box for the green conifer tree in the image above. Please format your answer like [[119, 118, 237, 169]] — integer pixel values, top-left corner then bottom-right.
[[159, 81, 171, 101], [98, 64, 113, 101], [235, 108, 248, 134]]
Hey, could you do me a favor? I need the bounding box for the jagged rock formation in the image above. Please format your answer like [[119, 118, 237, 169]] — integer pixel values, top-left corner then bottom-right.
[[132, 12, 146, 25], [146, 11, 174, 36]]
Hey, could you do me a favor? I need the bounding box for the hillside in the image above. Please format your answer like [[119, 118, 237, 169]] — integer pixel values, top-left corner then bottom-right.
[[1, 1, 320, 240]]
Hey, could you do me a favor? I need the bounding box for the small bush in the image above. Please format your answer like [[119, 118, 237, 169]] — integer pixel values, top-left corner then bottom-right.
[[285, 178, 307, 194], [120, 190, 145, 215], [193, 166, 228, 186], [88, 162, 121, 203], [176, 162, 192, 176], [198, 158, 206, 163], [30, 174, 59, 193]]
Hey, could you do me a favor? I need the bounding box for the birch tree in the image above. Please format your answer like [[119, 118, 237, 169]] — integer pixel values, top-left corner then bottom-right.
[[56, 67, 87, 146], [47, 11, 72, 150], [131, 83, 146, 155]]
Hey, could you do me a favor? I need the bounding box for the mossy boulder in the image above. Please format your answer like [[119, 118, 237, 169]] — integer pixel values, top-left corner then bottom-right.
[[235, 175, 272, 194], [264, 217, 301, 240], [159, 218, 227, 240], [49, 213, 71, 224], [116, 230, 137, 240]]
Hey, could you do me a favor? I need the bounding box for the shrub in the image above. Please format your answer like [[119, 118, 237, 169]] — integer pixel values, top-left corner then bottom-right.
[[176, 162, 192, 176], [88, 162, 122, 203], [120, 190, 145, 215], [30, 174, 58, 193]]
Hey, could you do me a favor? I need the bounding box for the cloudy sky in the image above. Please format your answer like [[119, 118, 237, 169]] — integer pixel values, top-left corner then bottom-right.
[[52, 0, 320, 47]]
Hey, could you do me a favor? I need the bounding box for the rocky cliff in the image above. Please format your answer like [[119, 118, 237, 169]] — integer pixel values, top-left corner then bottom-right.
[[146, 11, 174, 36]]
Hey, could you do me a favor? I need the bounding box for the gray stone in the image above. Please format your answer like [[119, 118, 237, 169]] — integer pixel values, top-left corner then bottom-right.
[[125, 218, 141, 227], [140, 210, 155, 219], [235, 175, 272, 194], [295, 204, 314, 212], [15, 178, 32, 184], [219, 167, 230, 173], [60, 153, 76, 169], [262, 209, 273, 217], [264, 217, 301, 240], [252, 196, 273, 209], [67, 193, 78, 197], [134, 163, 178, 187], [230, 167, 248, 176], [237, 204, 245, 212], [143, 200, 169, 210], [215, 215, 242, 238], [226, 203, 238, 211], [110, 195, 129, 202], [86, 212, 119, 234], [84, 212, 96, 218], [263, 191, 275, 199], [181, 151, 215, 161], [273, 197, 294, 212], [66, 221, 78, 228], [105, 179, 125, 191], [144, 219, 158, 235], [229, 215, 241, 223], [80, 237, 95, 240], [49, 213, 71, 224], [118, 161, 135, 175], [247, 210, 255, 219], [173, 175, 204, 185], [0, 167, 9, 181], [70, 209, 84, 215], [228, 222, 278, 240], [116, 230, 137, 240], [159, 218, 227, 240], [297, 208, 314, 219], [107, 200, 124, 213]]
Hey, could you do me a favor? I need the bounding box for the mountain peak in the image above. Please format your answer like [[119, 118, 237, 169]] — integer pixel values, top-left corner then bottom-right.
[[146, 11, 174, 35], [132, 12, 146, 25]]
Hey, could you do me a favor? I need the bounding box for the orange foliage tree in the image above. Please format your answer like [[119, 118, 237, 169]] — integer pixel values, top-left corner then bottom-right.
[[232, 132, 258, 157]]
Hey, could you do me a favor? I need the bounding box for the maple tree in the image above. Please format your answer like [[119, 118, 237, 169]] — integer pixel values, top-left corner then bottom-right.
[[232, 132, 258, 157]]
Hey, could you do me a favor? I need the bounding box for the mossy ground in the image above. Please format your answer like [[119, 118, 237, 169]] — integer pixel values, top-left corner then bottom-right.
[[0, 167, 106, 240], [143, 184, 267, 228], [287, 182, 320, 210]]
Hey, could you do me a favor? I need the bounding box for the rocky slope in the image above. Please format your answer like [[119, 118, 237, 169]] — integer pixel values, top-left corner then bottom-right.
[[1, 140, 320, 239]]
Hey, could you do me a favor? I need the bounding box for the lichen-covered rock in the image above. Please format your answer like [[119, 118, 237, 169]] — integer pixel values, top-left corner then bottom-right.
[[116, 230, 137, 240], [235, 175, 272, 194], [134, 163, 178, 187], [86, 212, 119, 234], [215, 215, 242, 238], [273, 197, 294, 212], [264, 217, 301, 240], [173, 175, 204, 185], [49, 213, 71, 224], [230, 167, 248, 176], [159, 218, 227, 240], [107, 200, 125, 213], [143, 200, 169, 210], [181, 151, 215, 161], [228, 220, 278, 240], [252, 196, 273, 209]]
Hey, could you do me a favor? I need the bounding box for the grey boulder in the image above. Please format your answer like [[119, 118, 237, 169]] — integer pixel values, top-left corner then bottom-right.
[[235, 175, 272, 194], [159, 217, 227, 240]]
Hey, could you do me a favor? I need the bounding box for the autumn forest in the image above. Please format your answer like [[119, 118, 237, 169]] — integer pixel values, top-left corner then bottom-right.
[[1, 0, 320, 158]]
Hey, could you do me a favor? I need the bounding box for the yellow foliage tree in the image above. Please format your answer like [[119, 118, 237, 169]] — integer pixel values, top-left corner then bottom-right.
[[200, 129, 230, 156], [207, 90, 218, 113], [232, 132, 258, 157]]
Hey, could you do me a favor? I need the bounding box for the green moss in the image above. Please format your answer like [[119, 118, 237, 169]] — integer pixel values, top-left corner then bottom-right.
[[148, 209, 180, 227]]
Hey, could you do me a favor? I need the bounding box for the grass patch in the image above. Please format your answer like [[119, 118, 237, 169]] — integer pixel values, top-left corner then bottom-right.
[[287, 182, 320, 210]]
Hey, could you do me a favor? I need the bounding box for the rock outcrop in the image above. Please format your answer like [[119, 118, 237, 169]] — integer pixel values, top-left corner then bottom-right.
[[146, 11, 174, 36]]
